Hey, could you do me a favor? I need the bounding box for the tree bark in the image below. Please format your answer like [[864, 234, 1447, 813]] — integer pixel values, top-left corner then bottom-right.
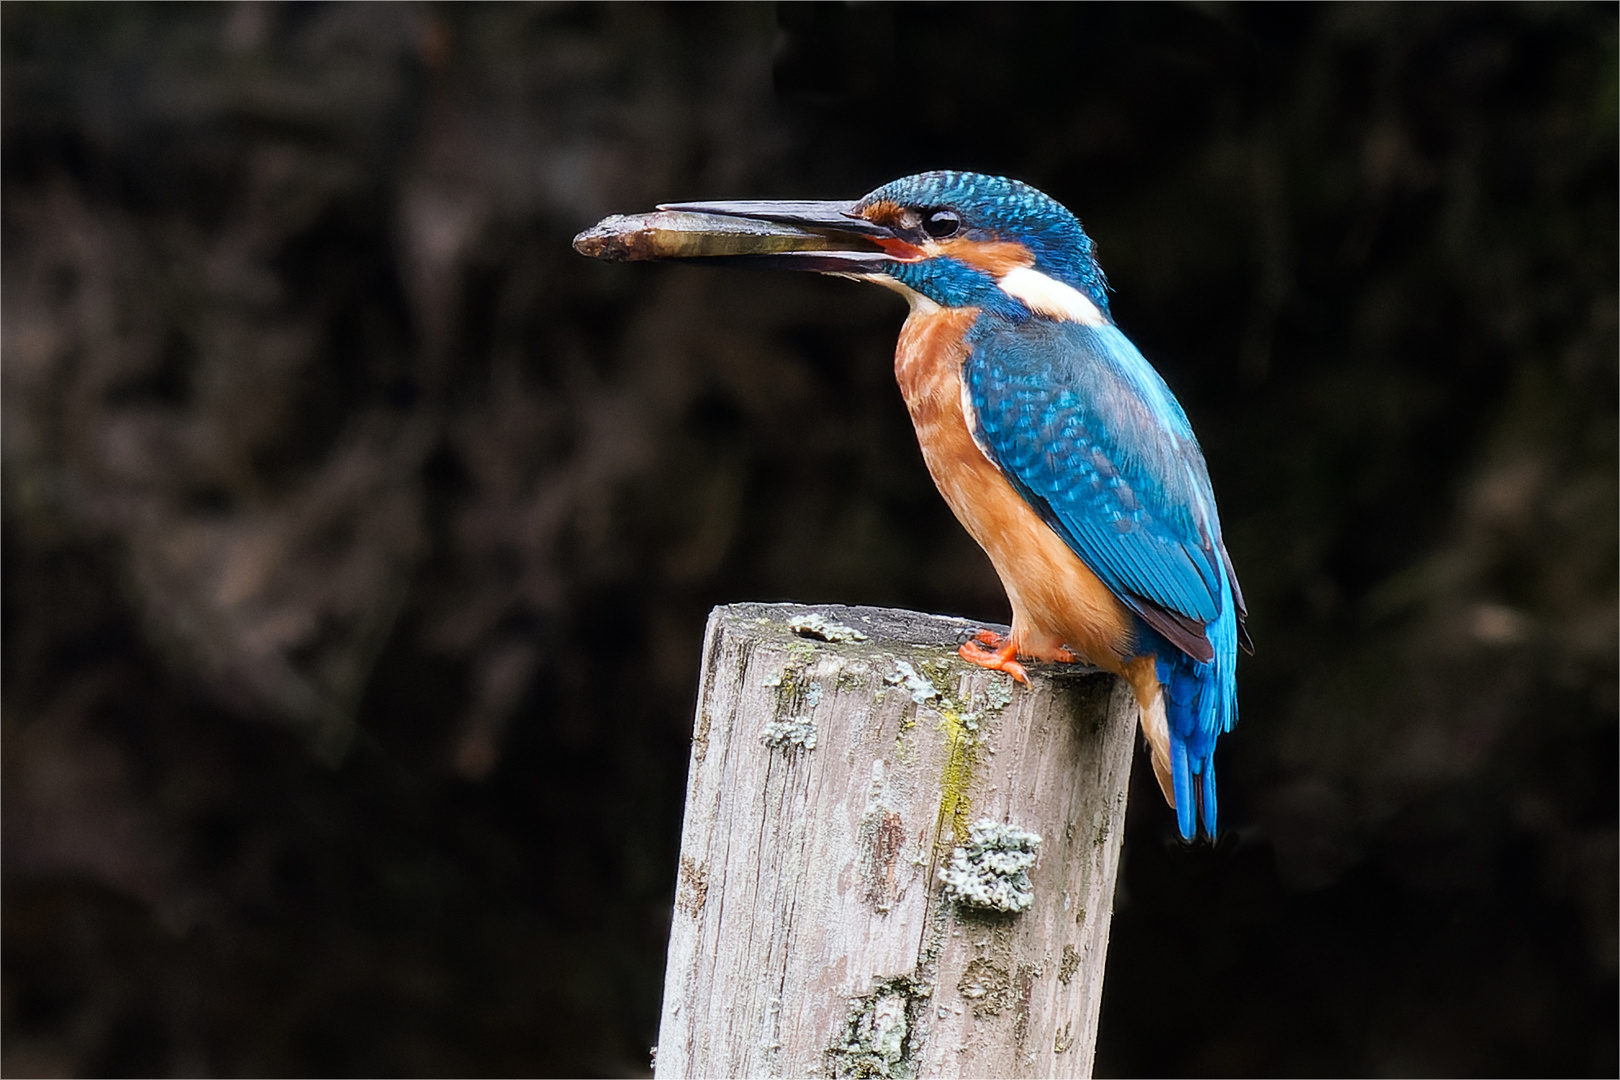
[[654, 603, 1136, 1079]]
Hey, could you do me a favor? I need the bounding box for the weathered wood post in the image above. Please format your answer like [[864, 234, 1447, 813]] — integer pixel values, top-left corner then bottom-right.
[[655, 603, 1136, 1079]]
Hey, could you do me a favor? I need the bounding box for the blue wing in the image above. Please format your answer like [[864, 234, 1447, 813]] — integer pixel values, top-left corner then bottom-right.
[[963, 317, 1237, 659], [965, 316, 1248, 839]]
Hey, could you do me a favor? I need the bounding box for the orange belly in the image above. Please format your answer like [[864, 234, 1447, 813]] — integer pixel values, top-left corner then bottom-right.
[[893, 305, 1177, 805], [893, 307, 1136, 670]]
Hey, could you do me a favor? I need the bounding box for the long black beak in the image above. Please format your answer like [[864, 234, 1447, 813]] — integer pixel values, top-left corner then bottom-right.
[[656, 199, 892, 238], [572, 199, 910, 274]]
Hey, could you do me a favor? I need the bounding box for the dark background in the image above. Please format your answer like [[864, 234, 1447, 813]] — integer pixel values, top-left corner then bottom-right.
[[3, 3, 1614, 1076]]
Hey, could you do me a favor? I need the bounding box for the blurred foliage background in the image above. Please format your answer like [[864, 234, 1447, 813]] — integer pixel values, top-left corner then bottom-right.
[[2, 3, 1614, 1076]]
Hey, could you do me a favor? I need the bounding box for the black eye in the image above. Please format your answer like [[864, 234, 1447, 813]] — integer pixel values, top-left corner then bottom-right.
[[922, 209, 960, 239]]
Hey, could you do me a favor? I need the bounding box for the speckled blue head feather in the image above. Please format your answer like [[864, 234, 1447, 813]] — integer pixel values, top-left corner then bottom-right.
[[855, 171, 1111, 316]]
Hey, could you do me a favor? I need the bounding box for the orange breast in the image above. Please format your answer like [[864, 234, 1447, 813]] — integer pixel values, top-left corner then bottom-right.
[[893, 307, 1137, 671]]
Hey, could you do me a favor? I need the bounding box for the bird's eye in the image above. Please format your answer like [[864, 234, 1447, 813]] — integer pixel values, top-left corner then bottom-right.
[[922, 209, 961, 239]]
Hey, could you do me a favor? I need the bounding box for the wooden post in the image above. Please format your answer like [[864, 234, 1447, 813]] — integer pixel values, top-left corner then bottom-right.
[[655, 603, 1136, 1079]]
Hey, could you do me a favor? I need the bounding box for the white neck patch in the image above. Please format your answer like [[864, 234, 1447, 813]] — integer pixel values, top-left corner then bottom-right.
[[997, 266, 1107, 325]]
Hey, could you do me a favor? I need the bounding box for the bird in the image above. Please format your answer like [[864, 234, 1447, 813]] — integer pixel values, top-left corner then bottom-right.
[[574, 171, 1251, 840]]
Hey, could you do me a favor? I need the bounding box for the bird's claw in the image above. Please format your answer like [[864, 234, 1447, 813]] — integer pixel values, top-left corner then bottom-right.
[[958, 631, 1030, 684], [964, 628, 1080, 666]]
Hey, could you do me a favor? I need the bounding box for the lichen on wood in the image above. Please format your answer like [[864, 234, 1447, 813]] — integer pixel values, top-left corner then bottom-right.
[[788, 612, 870, 643], [825, 976, 930, 1079], [761, 716, 817, 752], [938, 820, 1042, 914], [655, 602, 1136, 1079]]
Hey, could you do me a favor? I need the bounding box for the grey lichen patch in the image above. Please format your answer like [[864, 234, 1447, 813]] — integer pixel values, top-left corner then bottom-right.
[[765, 665, 821, 714], [936, 665, 1015, 739], [761, 717, 817, 752], [761, 662, 820, 753], [885, 660, 940, 705], [981, 673, 1015, 712], [917, 656, 974, 714], [904, 655, 1004, 740], [826, 977, 929, 1079], [939, 819, 1042, 914], [788, 611, 869, 643]]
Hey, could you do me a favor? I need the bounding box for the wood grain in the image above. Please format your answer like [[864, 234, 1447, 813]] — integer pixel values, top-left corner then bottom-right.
[[655, 603, 1136, 1079]]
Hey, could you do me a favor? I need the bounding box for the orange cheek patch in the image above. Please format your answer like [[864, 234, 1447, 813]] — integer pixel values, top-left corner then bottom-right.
[[934, 238, 1035, 276], [861, 200, 907, 227], [860, 201, 926, 260]]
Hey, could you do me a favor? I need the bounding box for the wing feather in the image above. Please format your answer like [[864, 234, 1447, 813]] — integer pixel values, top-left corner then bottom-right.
[[965, 318, 1242, 659]]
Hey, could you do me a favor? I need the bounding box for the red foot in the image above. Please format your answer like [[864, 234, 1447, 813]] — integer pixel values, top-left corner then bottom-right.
[[968, 629, 1080, 664], [958, 630, 1029, 684]]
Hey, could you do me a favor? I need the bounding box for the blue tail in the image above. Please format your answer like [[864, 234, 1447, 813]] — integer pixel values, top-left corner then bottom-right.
[[1153, 574, 1240, 841]]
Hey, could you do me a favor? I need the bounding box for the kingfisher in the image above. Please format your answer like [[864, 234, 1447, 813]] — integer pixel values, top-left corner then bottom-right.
[[574, 171, 1251, 839]]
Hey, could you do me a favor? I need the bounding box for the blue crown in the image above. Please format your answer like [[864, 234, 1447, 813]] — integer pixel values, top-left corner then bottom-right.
[[856, 171, 1109, 313]]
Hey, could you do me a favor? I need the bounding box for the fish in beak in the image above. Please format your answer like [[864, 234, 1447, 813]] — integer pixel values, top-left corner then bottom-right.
[[572, 199, 917, 274]]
